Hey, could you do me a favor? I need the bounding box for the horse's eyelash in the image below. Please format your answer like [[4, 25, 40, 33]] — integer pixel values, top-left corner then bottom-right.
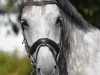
[[21, 19, 29, 28]]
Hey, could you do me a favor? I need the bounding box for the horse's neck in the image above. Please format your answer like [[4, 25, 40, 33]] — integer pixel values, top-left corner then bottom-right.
[[65, 21, 100, 75]]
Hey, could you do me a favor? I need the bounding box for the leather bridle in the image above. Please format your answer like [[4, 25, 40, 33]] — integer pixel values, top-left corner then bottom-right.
[[22, 1, 58, 6], [21, 0, 64, 64]]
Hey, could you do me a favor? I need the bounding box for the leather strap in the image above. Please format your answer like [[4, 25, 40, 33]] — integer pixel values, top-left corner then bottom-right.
[[22, 1, 57, 6]]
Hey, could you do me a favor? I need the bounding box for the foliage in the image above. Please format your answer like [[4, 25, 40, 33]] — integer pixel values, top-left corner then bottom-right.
[[0, 51, 32, 75], [70, 0, 100, 28]]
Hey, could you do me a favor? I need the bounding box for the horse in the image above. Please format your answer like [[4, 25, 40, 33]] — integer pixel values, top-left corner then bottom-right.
[[20, 0, 100, 75]]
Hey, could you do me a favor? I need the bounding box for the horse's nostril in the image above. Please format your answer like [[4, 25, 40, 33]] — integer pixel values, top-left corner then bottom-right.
[[38, 68, 40, 72], [54, 65, 57, 69]]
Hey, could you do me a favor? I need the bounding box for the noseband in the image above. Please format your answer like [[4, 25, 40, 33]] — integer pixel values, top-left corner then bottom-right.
[[22, 0, 64, 64]]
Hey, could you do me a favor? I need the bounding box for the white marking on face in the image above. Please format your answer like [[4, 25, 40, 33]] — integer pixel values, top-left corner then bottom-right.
[[21, 4, 61, 46]]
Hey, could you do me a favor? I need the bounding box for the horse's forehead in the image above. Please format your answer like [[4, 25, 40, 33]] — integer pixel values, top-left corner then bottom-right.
[[22, 4, 60, 20]]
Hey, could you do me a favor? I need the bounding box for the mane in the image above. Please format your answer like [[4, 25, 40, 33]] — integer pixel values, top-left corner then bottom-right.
[[57, 0, 92, 30]]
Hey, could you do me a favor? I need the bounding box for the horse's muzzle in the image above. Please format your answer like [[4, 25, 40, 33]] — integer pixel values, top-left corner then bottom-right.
[[36, 46, 59, 75], [28, 38, 61, 75]]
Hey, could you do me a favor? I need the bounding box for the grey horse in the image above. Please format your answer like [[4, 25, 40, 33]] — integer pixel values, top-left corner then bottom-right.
[[20, 0, 100, 75]]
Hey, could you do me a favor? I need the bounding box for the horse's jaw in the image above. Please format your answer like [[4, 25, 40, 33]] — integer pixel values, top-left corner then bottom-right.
[[36, 46, 59, 75]]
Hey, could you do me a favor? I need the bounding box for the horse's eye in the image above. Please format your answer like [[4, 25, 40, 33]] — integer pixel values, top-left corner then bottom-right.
[[56, 17, 62, 25], [21, 20, 29, 30]]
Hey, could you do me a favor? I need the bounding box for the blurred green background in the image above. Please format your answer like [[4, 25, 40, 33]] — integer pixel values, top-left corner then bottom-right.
[[0, 0, 100, 75], [0, 51, 32, 75]]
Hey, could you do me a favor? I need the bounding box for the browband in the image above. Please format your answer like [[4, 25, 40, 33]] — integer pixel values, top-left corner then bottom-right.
[[22, 1, 58, 6]]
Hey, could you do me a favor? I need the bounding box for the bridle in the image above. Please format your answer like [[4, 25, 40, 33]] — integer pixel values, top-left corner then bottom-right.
[[22, 1, 58, 6], [21, 0, 64, 65], [21, 0, 64, 64]]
